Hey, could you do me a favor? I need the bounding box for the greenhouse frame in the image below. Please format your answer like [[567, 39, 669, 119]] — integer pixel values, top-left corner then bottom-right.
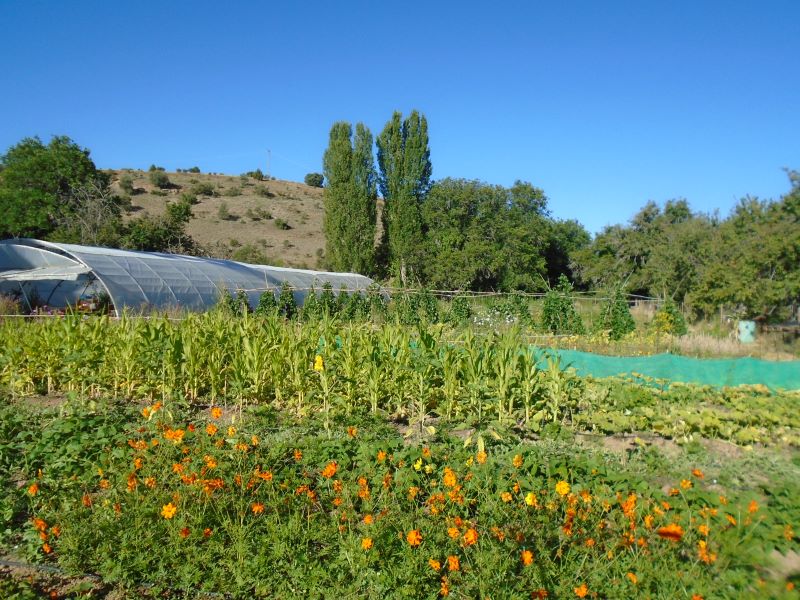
[[0, 239, 378, 314]]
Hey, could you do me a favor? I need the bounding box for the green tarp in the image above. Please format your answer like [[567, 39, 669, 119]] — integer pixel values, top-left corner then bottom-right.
[[537, 349, 800, 391]]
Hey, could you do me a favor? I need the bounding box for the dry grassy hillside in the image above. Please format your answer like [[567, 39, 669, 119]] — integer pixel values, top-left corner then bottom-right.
[[110, 169, 326, 269]]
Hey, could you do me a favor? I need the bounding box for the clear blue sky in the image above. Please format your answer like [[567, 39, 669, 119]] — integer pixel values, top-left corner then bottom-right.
[[2, 0, 798, 234]]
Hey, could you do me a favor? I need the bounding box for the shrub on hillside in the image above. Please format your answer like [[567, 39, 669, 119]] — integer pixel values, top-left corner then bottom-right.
[[149, 171, 171, 189], [304, 172, 324, 188], [119, 174, 135, 195]]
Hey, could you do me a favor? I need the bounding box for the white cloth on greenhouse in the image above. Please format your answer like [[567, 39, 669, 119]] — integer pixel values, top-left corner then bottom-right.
[[0, 239, 377, 312]]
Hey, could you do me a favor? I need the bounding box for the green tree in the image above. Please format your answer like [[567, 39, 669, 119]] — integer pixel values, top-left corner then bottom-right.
[[376, 110, 432, 285], [598, 286, 636, 340], [322, 122, 377, 274], [540, 275, 585, 334], [0, 136, 113, 239], [304, 172, 324, 187]]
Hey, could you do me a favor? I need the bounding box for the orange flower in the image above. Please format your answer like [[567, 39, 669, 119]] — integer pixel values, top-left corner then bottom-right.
[[512, 454, 523, 468], [293, 449, 303, 462], [447, 555, 460, 571], [656, 523, 684, 541], [726, 514, 737, 526], [692, 595, 704, 600], [210, 406, 222, 419], [32, 518, 47, 532], [748, 500, 759, 514], [692, 468, 704, 479], [82, 494, 93, 508], [626, 572, 638, 585], [643, 514, 654, 529], [476, 450, 487, 464], [406, 529, 423, 546], [784, 524, 795, 541], [203, 528, 213, 538], [361, 537, 373, 550], [363, 513, 374, 525], [448, 527, 460, 540], [164, 428, 185, 444], [521, 549, 534, 566], [532, 590, 549, 599], [462, 528, 478, 546], [377, 450, 387, 462], [501, 491, 513, 503], [206, 423, 218, 436], [698, 540, 717, 564], [680, 479, 692, 490], [429, 558, 441, 571], [251, 502, 265, 515], [440, 576, 449, 597], [347, 426, 358, 438], [321, 461, 338, 479], [179, 527, 190, 539], [574, 583, 588, 598], [555, 481, 570, 496], [42, 542, 52, 554], [698, 524, 710, 536], [27, 483, 39, 496], [443, 467, 458, 488], [408, 486, 420, 500], [161, 502, 177, 519]]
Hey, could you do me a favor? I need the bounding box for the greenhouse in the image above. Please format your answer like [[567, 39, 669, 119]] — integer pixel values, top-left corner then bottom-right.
[[0, 239, 377, 314]]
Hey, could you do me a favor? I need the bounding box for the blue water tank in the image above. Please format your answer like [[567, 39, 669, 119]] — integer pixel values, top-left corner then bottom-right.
[[738, 320, 756, 343]]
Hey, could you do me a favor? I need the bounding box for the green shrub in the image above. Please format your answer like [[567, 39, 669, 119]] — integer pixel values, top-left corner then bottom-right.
[[653, 299, 688, 336], [223, 186, 242, 197], [217, 202, 232, 221], [274, 218, 291, 230], [149, 171, 171, 189], [541, 275, 585, 334], [119, 174, 135, 195], [191, 182, 216, 197], [255, 186, 272, 198], [148, 164, 165, 172], [255, 289, 277, 315], [304, 172, 324, 187], [245, 169, 264, 181], [598, 287, 636, 340], [277, 282, 297, 319], [447, 293, 472, 324]]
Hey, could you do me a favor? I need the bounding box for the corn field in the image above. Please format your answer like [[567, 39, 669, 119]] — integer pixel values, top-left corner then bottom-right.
[[0, 312, 583, 429]]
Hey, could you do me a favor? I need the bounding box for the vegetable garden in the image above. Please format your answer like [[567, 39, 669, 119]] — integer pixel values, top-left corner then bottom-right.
[[1, 311, 798, 598]]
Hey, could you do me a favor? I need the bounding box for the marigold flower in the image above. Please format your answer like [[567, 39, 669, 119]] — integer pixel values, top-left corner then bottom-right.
[[584, 538, 595, 547], [293, 449, 303, 462], [50, 525, 61, 537], [748, 500, 759, 514], [422, 446, 431, 458], [321, 461, 338, 479], [532, 590, 549, 599], [313, 355, 324, 371], [32, 518, 47, 532], [82, 494, 93, 508], [719, 495, 728, 505], [144, 477, 156, 489], [447, 555, 460, 571], [161, 502, 177, 519], [656, 523, 684, 541], [784, 524, 795, 541], [347, 426, 358, 438], [513, 454, 523, 468], [179, 527, 190, 539], [408, 486, 420, 500], [555, 481, 570, 497], [462, 528, 478, 546], [251, 502, 265, 515], [206, 423, 218, 436], [406, 529, 423, 546], [644, 514, 654, 529], [475, 450, 487, 464], [448, 527, 460, 540], [501, 491, 513, 503], [440, 576, 449, 597], [42, 542, 52, 554], [698, 540, 717, 564], [626, 572, 638, 585], [525, 492, 538, 507], [133, 458, 143, 470], [377, 450, 387, 462], [692, 468, 704, 479], [443, 467, 458, 488], [726, 514, 737, 526], [680, 479, 692, 490], [203, 528, 213, 538], [210, 406, 222, 419], [698, 524, 710, 536], [521, 549, 534, 566], [361, 537, 373, 550], [429, 558, 441, 571], [574, 583, 588, 598], [27, 483, 39, 496]]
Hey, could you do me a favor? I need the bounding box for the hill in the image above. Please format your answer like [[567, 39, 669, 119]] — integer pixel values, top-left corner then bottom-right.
[[111, 169, 326, 269]]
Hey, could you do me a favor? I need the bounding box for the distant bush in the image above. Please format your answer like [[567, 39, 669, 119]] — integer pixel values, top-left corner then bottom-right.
[[180, 192, 199, 205], [304, 172, 324, 188], [255, 186, 272, 198], [274, 218, 291, 230], [119, 174, 135, 195], [148, 164, 165, 172], [217, 202, 233, 221], [223, 186, 242, 197], [541, 275, 585, 335], [653, 299, 688, 336], [191, 182, 216, 197], [187, 166, 201, 173], [149, 171, 171, 189], [245, 169, 264, 181]]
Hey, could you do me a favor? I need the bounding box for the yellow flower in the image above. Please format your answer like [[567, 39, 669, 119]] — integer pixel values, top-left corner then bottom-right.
[[413, 458, 423, 471], [161, 502, 177, 519], [521, 549, 534, 566], [429, 558, 441, 571], [210, 406, 222, 419], [501, 491, 513, 503], [475, 450, 487, 464], [512, 454, 523, 468], [525, 492, 538, 507], [447, 555, 460, 571], [361, 537, 373, 550], [314, 355, 324, 371], [555, 481, 570, 496], [680, 479, 692, 490]]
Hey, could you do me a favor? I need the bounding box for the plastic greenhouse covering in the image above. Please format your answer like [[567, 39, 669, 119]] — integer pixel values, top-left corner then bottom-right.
[[0, 239, 378, 313]]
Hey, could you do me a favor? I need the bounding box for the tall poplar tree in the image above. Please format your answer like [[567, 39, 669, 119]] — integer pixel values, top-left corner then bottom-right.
[[322, 122, 377, 274], [376, 110, 432, 285]]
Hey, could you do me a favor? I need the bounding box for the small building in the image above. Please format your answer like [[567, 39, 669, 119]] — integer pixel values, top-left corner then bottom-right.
[[0, 238, 377, 314]]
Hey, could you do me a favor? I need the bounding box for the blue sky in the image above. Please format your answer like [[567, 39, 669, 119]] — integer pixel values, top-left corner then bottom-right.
[[2, 0, 798, 234]]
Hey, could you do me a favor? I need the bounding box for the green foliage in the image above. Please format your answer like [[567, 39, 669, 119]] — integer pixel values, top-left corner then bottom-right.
[[148, 164, 165, 172], [0, 135, 114, 240], [274, 218, 290, 230], [148, 171, 171, 189], [217, 201, 232, 220], [254, 290, 277, 316], [122, 197, 195, 253], [322, 122, 377, 275], [653, 299, 688, 336], [244, 169, 264, 181], [301, 287, 321, 321], [541, 275, 585, 334], [304, 172, 324, 187], [376, 110, 431, 284], [277, 282, 297, 319], [187, 166, 201, 173], [319, 282, 337, 316], [190, 182, 216, 197], [598, 286, 636, 340], [119, 173, 135, 195], [447, 293, 472, 324]]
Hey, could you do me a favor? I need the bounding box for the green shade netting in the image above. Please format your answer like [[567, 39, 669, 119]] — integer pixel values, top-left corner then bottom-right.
[[536, 349, 800, 391]]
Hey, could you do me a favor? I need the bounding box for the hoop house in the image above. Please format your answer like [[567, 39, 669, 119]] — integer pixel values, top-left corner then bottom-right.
[[0, 239, 377, 313]]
